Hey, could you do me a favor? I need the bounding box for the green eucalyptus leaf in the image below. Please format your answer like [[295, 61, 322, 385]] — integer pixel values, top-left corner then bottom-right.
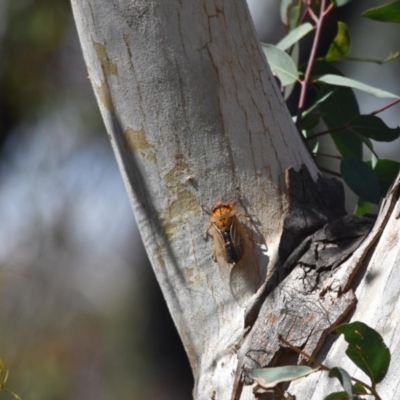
[[284, 42, 300, 100], [371, 152, 378, 168], [312, 63, 362, 158], [324, 391, 359, 400], [336, 321, 391, 384], [246, 366, 315, 389], [6, 390, 22, 400], [0, 359, 7, 385], [303, 128, 320, 153], [325, 22, 351, 61], [324, 391, 347, 400], [335, 0, 353, 7], [341, 158, 381, 203], [383, 51, 400, 62], [328, 367, 358, 398], [320, 89, 362, 158], [353, 383, 368, 394], [280, 0, 293, 26], [356, 135, 378, 160], [302, 90, 335, 119], [277, 23, 314, 51], [349, 115, 400, 142], [301, 114, 321, 131], [261, 44, 299, 85], [354, 198, 371, 216], [280, 0, 301, 28], [362, 1, 400, 23], [316, 74, 399, 99], [373, 159, 400, 197]]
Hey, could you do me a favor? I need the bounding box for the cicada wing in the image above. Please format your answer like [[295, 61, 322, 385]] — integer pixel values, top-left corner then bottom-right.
[[212, 218, 261, 307], [229, 223, 261, 307], [212, 226, 232, 285]]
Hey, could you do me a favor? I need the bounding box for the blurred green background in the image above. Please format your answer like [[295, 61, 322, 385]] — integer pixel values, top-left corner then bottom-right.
[[0, 0, 399, 399], [0, 1, 192, 399]]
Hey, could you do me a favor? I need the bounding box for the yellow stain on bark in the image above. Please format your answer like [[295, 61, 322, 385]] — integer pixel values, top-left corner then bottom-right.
[[96, 82, 114, 112], [155, 244, 166, 269], [94, 42, 118, 77], [124, 127, 153, 152], [93, 41, 118, 112]]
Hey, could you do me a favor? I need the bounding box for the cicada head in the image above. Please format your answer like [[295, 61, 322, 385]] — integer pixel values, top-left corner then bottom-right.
[[210, 201, 237, 232]]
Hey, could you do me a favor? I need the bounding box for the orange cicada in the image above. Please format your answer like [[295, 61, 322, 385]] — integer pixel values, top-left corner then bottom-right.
[[207, 201, 261, 305]]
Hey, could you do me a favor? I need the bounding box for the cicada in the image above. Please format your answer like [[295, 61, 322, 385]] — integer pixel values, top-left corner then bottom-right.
[[207, 201, 260, 305]]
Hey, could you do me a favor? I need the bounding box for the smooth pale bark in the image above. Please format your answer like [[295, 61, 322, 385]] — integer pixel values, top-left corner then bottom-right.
[[69, 0, 347, 399]]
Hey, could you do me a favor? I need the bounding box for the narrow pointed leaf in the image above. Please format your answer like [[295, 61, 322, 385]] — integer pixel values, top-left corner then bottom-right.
[[280, 0, 301, 28], [316, 74, 399, 99], [246, 366, 314, 388], [302, 90, 335, 119], [384, 51, 400, 62], [325, 22, 351, 61], [284, 42, 300, 99], [280, 0, 294, 25], [303, 128, 320, 153], [261, 44, 299, 85], [341, 158, 381, 204], [354, 198, 371, 216], [328, 367, 358, 398], [335, 0, 353, 6], [335, 322, 391, 384], [277, 23, 314, 51], [362, 1, 400, 23]]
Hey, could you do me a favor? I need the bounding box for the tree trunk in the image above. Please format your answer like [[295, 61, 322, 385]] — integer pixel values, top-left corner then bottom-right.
[[71, 1, 400, 399]]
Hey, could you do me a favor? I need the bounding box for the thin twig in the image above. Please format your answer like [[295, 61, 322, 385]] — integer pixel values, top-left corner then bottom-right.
[[278, 335, 325, 368], [306, 123, 350, 140], [370, 97, 400, 116], [278, 335, 378, 398], [319, 167, 341, 178], [315, 152, 342, 160], [296, 0, 332, 129]]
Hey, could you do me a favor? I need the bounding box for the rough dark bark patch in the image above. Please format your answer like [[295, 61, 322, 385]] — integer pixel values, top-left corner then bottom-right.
[[279, 166, 347, 262], [233, 167, 375, 399]]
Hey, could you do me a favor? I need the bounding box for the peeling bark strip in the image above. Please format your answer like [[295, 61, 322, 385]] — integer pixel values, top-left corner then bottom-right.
[[233, 168, 375, 399]]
